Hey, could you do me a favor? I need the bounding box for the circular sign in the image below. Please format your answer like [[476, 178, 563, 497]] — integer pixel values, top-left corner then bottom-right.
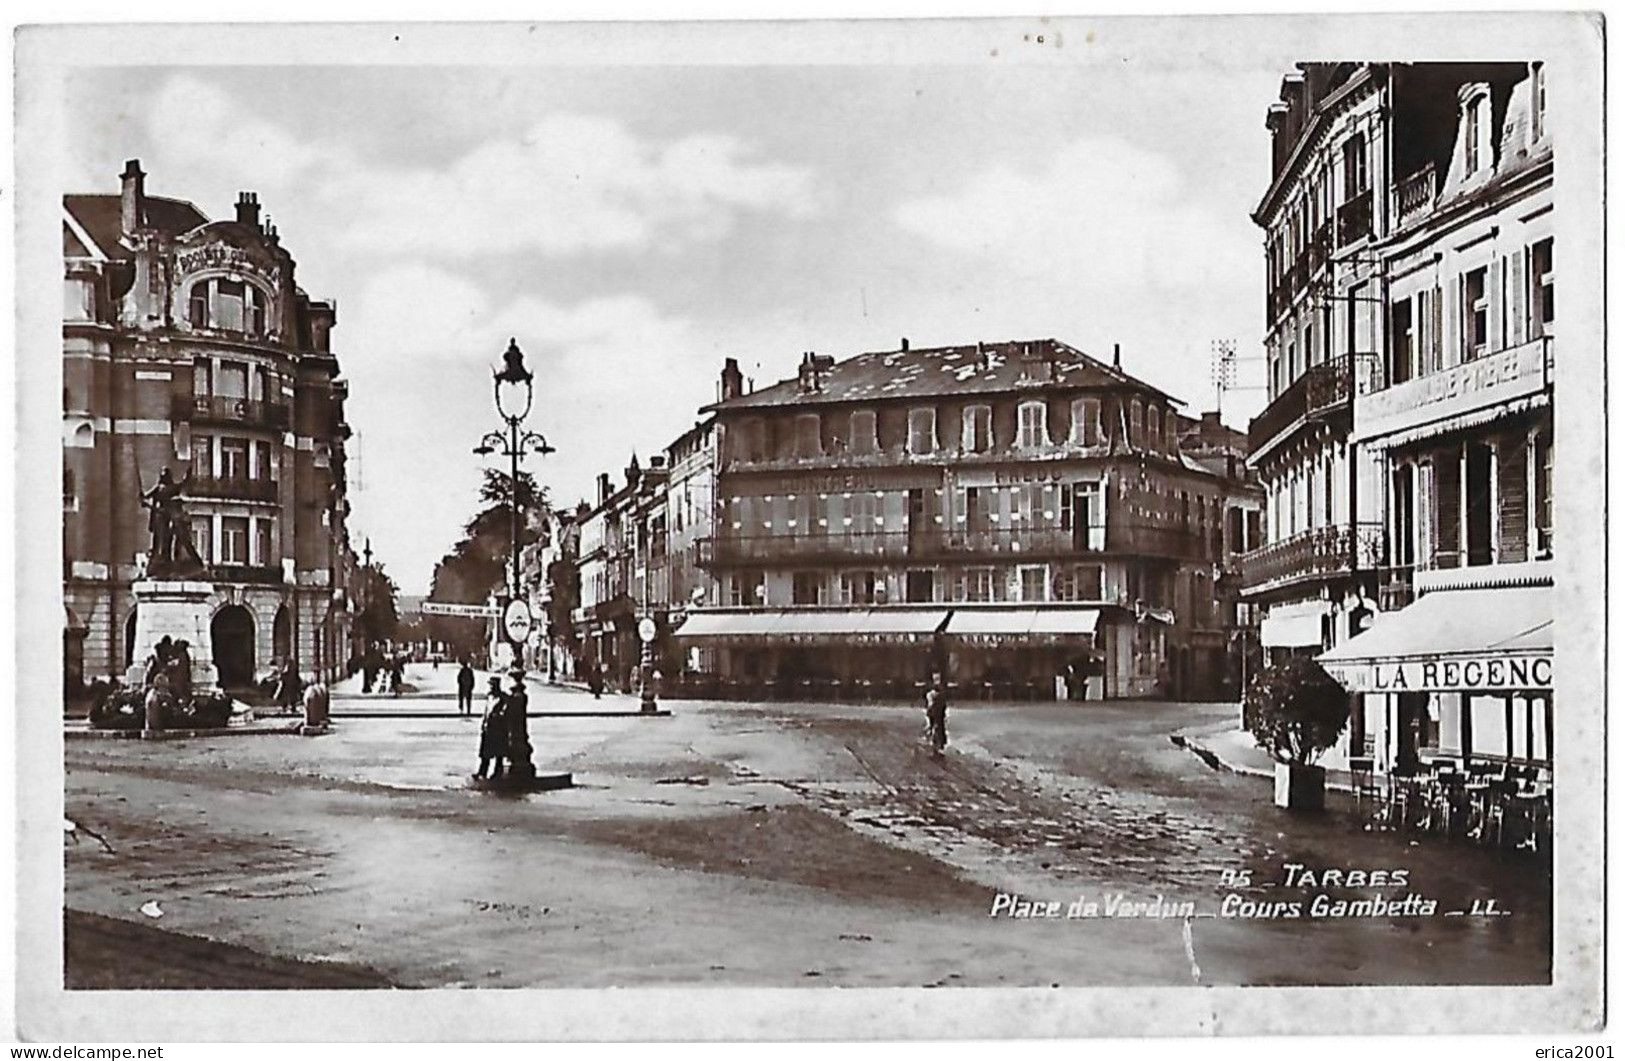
[[638, 617, 657, 644], [503, 599, 534, 644]]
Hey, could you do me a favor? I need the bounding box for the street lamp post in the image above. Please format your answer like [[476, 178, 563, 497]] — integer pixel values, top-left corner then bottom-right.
[[474, 338, 555, 783]]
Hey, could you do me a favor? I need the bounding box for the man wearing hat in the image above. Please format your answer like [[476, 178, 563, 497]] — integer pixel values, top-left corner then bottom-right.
[[504, 668, 534, 781]]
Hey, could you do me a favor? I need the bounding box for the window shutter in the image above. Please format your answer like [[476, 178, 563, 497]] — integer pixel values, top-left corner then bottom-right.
[[1510, 248, 1526, 344], [1431, 283, 1444, 372], [1489, 257, 1504, 352]]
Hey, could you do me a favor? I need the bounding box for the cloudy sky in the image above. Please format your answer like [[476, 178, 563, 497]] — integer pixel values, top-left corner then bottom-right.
[[64, 40, 1297, 593]]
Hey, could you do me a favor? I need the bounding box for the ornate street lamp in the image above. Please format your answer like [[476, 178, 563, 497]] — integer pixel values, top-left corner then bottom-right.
[[473, 339, 555, 783]]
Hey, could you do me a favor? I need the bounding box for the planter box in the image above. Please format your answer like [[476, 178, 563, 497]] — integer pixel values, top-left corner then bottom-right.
[[1274, 761, 1326, 811]]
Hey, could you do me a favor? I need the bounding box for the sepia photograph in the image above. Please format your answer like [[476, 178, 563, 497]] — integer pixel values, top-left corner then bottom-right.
[[11, 9, 1606, 1043]]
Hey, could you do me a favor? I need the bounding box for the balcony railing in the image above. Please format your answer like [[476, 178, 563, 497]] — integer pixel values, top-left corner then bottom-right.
[[172, 393, 291, 431], [186, 475, 279, 503], [209, 563, 284, 585], [1248, 357, 1353, 456], [1239, 521, 1386, 595], [1336, 188, 1373, 246], [1396, 163, 1436, 222], [695, 522, 1207, 568]]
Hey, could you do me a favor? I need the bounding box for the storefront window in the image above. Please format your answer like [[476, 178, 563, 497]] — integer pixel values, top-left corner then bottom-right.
[[1468, 695, 1509, 758]]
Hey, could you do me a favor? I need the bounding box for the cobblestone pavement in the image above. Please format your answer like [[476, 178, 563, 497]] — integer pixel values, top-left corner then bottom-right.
[[62, 686, 1552, 988]]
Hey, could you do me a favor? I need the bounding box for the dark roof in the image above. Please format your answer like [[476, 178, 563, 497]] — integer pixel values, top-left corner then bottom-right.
[[63, 194, 210, 258], [706, 339, 1176, 412]]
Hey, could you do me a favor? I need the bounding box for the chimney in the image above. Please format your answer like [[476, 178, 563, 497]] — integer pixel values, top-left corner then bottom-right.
[[1113, 343, 1122, 371], [263, 217, 280, 246], [977, 341, 990, 371], [597, 473, 612, 506], [235, 191, 261, 228], [900, 337, 909, 351], [120, 159, 146, 235], [720, 357, 744, 402]]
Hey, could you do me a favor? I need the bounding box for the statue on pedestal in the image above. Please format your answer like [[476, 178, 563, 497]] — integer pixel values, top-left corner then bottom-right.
[[140, 468, 206, 577]]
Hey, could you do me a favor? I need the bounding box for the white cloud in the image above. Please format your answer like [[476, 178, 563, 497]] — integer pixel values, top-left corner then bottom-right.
[[140, 75, 817, 261], [894, 136, 1255, 293]]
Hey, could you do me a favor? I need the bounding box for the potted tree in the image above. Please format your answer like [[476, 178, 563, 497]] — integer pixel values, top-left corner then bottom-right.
[[1243, 656, 1349, 811]]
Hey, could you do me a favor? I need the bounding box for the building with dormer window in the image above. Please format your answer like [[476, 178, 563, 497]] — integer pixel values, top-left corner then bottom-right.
[[673, 339, 1261, 700], [62, 161, 360, 694]]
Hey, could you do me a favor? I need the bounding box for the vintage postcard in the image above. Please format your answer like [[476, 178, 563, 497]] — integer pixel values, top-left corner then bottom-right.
[[12, 11, 1606, 1042]]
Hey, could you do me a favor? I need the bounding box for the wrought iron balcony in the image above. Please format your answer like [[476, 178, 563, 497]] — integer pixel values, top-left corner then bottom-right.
[[1239, 521, 1386, 596], [694, 521, 1206, 568], [1247, 357, 1352, 457], [185, 475, 279, 503], [172, 393, 291, 431]]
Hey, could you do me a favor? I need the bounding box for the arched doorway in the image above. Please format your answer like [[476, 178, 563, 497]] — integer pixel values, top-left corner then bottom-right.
[[273, 605, 293, 666], [212, 605, 256, 688]]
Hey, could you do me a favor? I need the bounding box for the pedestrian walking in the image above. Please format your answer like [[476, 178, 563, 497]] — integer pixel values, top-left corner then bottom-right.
[[301, 675, 330, 728], [390, 654, 405, 697], [474, 676, 508, 780], [456, 660, 476, 715], [588, 660, 604, 699], [924, 675, 948, 757], [274, 658, 303, 714]]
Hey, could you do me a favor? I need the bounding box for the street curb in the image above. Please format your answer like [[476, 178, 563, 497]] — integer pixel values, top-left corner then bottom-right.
[[66, 723, 308, 740], [329, 710, 671, 720], [1171, 728, 1357, 794]]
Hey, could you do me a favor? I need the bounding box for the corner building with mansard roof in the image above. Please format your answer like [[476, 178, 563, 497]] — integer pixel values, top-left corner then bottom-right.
[[63, 160, 360, 693], [676, 339, 1262, 702]]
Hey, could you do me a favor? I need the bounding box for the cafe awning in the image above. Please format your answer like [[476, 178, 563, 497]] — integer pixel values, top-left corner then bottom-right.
[[675, 608, 949, 641], [945, 607, 1102, 638], [1318, 586, 1552, 692]]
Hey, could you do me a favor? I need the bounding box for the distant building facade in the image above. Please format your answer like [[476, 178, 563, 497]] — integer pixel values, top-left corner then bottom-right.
[[63, 161, 359, 690], [673, 339, 1259, 700]]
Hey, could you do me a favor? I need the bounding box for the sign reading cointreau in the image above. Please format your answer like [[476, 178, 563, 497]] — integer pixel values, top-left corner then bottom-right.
[[1355, 336, 1550, 442]]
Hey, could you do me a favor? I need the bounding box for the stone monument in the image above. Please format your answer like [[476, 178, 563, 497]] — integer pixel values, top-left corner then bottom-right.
[[125, 468, 218, 696]]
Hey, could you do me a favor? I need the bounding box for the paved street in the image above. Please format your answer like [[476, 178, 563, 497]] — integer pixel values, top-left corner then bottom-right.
[[65, 673, 1551, 988]]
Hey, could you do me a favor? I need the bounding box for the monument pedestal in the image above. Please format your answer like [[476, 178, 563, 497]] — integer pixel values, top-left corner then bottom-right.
[[124, 580, 219, 693]]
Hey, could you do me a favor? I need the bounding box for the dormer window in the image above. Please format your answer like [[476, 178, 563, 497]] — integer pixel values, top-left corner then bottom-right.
[[1017, 401, 1047, 450], [962, 405, 992, 453], [794, 413, 822, 459], [1147, 406, 1162, 452], [907, 407, 937, 455], [849, 409, 878, 454], [1070, 397, 1100, 446], [1129, 399, 1145, 448], [1465, 96, 1483, 173]]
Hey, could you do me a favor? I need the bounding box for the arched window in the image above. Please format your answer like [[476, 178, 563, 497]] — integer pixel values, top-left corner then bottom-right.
[[1147, 406, 1162, 452], [187, 278, 270, 337]]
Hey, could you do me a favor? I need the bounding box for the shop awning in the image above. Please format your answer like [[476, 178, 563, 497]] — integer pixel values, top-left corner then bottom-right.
[[1260, 602, 1328, 648], [1318, 585, 1552, 692], [945, 607, 1102, 637], [675, 608, 949, 641]]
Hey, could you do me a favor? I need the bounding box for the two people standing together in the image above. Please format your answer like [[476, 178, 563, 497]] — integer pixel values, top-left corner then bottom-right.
[[475, 671, 532, 781]]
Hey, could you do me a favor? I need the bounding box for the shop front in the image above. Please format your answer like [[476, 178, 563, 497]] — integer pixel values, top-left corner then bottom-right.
[[673, 604, 1111, 701], [1318, 581, 1552, 852]]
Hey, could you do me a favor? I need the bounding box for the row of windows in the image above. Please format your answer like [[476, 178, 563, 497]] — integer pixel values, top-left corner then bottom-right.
[[722, 483, 1109, 537], [727, 396, 1177, 463], [1267, 131, 1370, 285], [194, 357, 280, 403], [188, 515, 277, 567], [730, 563, 1114, 607], [1390, 238, 1554, 384], [1388, 429, 1553, 571], [193, 435, 276, 481]]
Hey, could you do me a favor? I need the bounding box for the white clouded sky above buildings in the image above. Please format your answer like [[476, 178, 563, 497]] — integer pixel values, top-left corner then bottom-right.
[[64, 42, 1298, 593]]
